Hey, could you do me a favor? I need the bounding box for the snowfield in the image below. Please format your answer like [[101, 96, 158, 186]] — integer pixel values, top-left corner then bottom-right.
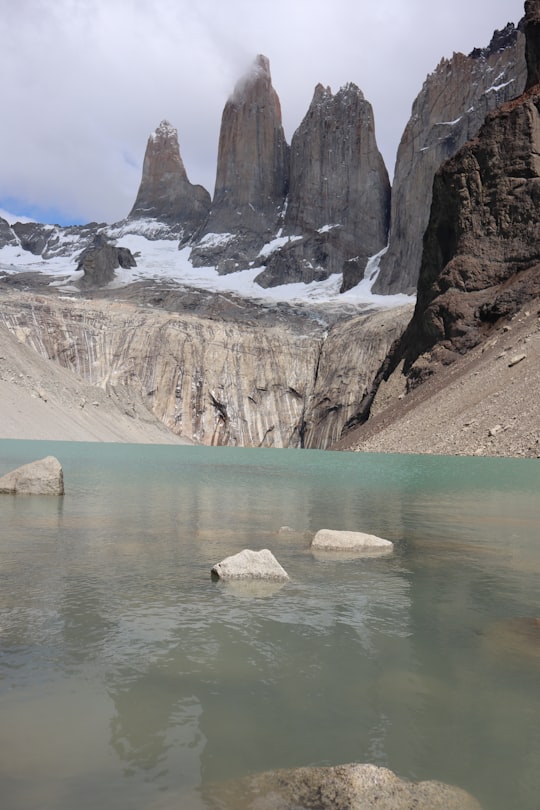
[[0, 217, 412, 309]]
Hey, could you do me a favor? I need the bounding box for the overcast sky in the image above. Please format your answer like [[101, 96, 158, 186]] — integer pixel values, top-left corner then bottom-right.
[[0, 0, 526, 226]]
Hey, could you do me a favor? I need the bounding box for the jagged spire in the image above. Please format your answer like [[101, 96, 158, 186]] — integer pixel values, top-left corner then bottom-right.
[[202, 54, 289, 235], [129, 120, 210, 235]]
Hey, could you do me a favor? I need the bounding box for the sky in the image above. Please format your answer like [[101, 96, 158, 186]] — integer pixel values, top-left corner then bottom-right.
[[0, 0, 526, 226]]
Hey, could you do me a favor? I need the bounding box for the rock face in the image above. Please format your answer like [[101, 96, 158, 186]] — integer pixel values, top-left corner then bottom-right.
[[0, 291, 412, 450], [214, 762, 482, 810], [192, 55, 289, 269], [311, 529, 393, 553], [76, 234, 137, 287], [0, 217, 19, 247], [0, 456, 64, 495], [525, 0, 540, 87], [348, 0, 540, 431], [373, 22, 527, 295], [256, 83, 390, 288], [128, 120, 210, 240], [211, 549, 289, 581]]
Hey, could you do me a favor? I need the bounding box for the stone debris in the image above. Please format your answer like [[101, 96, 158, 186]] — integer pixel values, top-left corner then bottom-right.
[[508, 353, 527, 367], [211, 549, 290, 582], [0, 456, 64, 495]]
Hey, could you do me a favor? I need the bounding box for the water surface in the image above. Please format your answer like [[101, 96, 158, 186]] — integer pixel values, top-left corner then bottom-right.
[[1, 441, 539, 809]]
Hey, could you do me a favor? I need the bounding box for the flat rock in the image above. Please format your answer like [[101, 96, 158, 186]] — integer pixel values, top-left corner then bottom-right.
[[0, 456, 64, 495], [311, 529, 393, 554], [211, 549, 289, 581], [214, 762, 482, 810]]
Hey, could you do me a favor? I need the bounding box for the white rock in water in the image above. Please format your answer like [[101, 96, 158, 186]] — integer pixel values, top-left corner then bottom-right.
[[0, 456, 64, 495], [211, 548, 290, 581], [312, 529, 393, 553]]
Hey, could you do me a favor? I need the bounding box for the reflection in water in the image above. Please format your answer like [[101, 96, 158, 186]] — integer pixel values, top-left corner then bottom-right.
[[0, 441, 539, 810]]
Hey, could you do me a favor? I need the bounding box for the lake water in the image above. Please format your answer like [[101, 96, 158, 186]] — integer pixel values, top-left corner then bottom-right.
[[0, 440, 539, 810]]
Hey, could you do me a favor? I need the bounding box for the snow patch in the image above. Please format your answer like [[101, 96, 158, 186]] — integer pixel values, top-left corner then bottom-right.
[[0, 234, 412, 308], [258, 235, 302, 258], [434, 116, 463, 127], [485, 79, 513, 94], [197, 232, 235, 248]]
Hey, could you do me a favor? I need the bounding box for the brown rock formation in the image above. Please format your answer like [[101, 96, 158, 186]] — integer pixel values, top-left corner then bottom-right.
[[255, 83, 390, 288], [525, 0, 540, 87], [344, 0, 540, 437], [76, 234, 137, 288], [400, 90, 540, 383], [129, 120, 210, 239], [373, 23, 527, 295], [199, 55, 289, 242]]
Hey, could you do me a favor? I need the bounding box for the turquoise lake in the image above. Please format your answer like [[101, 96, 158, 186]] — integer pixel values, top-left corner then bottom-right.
[[0, 440, 539, 809]]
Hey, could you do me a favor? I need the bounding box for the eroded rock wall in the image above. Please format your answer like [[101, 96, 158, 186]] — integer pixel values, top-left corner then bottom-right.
[[0, 292, 411, 449]]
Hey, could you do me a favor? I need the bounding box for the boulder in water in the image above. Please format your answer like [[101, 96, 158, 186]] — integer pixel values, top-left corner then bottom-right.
[[0, 456, 64, 495], [211, 548, 289, 581]]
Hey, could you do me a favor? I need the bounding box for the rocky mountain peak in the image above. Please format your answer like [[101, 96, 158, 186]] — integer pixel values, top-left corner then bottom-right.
[[128, 119, 210, 240], [373, 21, 526, 295], [370, 0, 540, 402], [255, 80, 390, 289], [230, 53, 273, 103], [190, 54, 289, 271], [206, 53, 288, 236]]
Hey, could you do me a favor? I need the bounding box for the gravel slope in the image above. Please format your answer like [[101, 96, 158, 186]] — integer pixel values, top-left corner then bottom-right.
[[336, 303, 540, 458], [0, 322, 189, 444]]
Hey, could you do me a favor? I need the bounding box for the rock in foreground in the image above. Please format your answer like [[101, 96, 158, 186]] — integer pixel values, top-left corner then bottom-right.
[[312, 529, 393, 553], [0, 456, 64, 495], [211, 549, 289, 581], [213, 762, 482, 810]]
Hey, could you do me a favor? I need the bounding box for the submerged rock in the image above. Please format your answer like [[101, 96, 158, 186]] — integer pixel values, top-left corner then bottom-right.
[[0, 456, 64, 495], [311, 529, 393, 554], [211, 549, 289, 581], [213, 762, 482, 810], [484, 616, 540, 662]]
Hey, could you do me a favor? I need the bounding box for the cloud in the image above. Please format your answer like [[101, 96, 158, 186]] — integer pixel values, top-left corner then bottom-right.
[[0, 0, 526, 224]]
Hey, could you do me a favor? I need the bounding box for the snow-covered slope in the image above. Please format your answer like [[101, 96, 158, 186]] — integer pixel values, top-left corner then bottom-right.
[[0, 216, 411, 309]]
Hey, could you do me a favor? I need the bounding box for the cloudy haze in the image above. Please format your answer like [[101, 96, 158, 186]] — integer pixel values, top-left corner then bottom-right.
[[1, 0, 526, 225]]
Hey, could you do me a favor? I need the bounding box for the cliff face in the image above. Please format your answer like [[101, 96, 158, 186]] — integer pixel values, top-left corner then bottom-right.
[[255, 83, 390, 288], [128, 120, 211, 240], [0, 290, 411, 449], [349, 0, 540, 428], [373, 23, 527, 295]]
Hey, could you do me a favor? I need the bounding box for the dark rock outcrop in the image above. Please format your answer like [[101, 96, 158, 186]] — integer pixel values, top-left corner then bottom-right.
[[193, 55, 289, 266], [255, 82, 390, 288], [76, 234, 137, 288], [128, 120, 210, 240], [373, 22, 527, 295], [525, 0, 540, 87], [351, 0, 540, 426], [10, 221, 105, 259], [0, 217, 19, 248]]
